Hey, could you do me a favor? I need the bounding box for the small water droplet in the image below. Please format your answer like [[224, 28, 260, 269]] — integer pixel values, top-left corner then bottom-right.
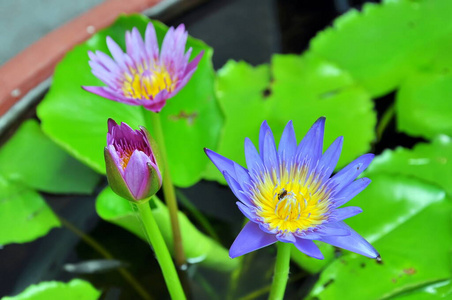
[[86, 25, 96, 34], [11, 89, 21, 97]]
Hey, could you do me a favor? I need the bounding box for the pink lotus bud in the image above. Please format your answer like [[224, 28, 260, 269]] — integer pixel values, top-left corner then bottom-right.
[[105, 119, 162, 202]]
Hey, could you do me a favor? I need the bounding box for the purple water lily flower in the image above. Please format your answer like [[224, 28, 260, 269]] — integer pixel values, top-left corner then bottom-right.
[[83, 22, 203, 112], [205, 118, 379, 260], [105, 119, 162, 202]]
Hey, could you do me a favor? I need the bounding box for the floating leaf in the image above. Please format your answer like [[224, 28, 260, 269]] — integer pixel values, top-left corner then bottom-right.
[[0, 120, 100, 194], [268, 53, 375, 168], [290, 242, 335, 274], [2, 279, 100, 300], [203, 60, 272, 182], [310, 0, 452, 96], [391, 280, 452, 300], [96, 186, 237, 271], [308, 174, 451, 299], [37, 14, 222, 187], [396, 59, 452, 139], [0, 176, 60, 245], [366, 135, 452, 197], [204, 55, 376, 182]]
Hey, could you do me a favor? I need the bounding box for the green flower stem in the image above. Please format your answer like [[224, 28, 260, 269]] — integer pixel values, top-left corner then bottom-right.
[[268, 242, 291, 300], [135, 200, 186, 300], [149, 111, 186, 267], [58, 216, 153, 300]]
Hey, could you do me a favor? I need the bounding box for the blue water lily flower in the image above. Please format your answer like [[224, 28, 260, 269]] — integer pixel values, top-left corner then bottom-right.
[[205, 117, 379, 260]]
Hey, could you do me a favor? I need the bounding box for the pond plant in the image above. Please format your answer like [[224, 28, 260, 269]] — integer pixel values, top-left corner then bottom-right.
[[2, 0, 452, 299]]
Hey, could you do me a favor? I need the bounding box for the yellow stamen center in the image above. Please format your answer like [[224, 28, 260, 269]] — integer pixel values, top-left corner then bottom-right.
[[120, 149, 134, 170], [122, 62, 175, 100], [253, 164, 331, 233]]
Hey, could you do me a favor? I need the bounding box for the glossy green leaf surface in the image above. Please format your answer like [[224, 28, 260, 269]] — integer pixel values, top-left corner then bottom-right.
[[310, 0, 452, 97], [290, 242, 335, 274], [0, 176, 60, 245], [391, 280, 452, 300], [204, 55, 376, 183], [37, 14, 222, 187], [268, 53, 375, 169], [366, 136, 452, 197], [0, 120, 100, 194], [308, 174, 451, 299], [2, 279, 100, 300], [396, 63, 452, 140], [96, 186, 237, 271], [203, 60, 272, 182]]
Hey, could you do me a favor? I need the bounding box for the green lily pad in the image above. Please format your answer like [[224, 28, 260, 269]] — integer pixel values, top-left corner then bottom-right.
[[37, 14, 222, 188], [204, 54, 376, 182], [366, 135, 452, 197], [268, 53, 376, 168], [391, 280, 452, 300], [310, 0, 452, 97], [2, 279, 100, 300], [308, 174, 451, 299], [396, 62, 452, 140], [203, 60, 272, 182], [0, 120, 100, 194], [290, 242, 335, 274], [96, 186, 237, 271], [0, 176, 60, 245]]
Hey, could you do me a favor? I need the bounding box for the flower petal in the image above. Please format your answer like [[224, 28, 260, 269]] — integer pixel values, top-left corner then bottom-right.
[[124, 150, 152, 200], [245, 137, 264, 174], [318, 136, 343, 180], [234, 163, 252, 192], [143, 89, 169, 112], [82, 86, 140, 106], [294, 239, 324, 260], [237, 201, 258, 220], [161, 24, 188, 71], [126, 27, 146, 67], [104, 147, 134, 201], [276, 231, 296, 243], [278, 120, 297, 164], [223, 171, 253, 207], [328, 154, 374, 194], [111, 121, 136, 142], [333, 206, 363, 221], [107, 118, 118, 134], [317, 223, 350, 237], [204, 148, 238, 181], [89, 50, 120, 73], [144, 22, 159, 60], [185, 50, 203, 74], [229, 222, 277, 258], [318, 222, 379, 258], [295, 117, 325, 165], [258, 121, 272, 155], [333, 177, 372, 207], [106, 36, 127, 70], [262, 128, 279, 173], [89, 65, 118, 87]]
